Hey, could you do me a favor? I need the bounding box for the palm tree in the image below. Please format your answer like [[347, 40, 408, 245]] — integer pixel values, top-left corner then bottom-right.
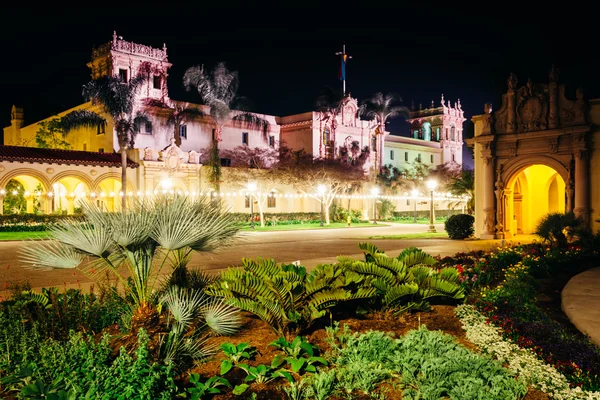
[[315, 86, 346, 159], [447, 169, 475, 214], [359, 92, 410, 172], [183, 62, 270, 192], [61, 64, 152, 213], [142, 99, 206, 147]]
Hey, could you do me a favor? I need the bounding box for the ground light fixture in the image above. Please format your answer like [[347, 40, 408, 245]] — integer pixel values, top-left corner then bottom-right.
[[427, 180, 437, 233], [318, 184, 326, 227], [371, 187, 380, 224]]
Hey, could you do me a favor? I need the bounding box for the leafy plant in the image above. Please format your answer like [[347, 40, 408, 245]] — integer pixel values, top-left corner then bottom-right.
[[444, 213, 475, 239], [269, 336, 328, 374], [534, 211, 584, 248], [304, 369, 337, 400], [186, 373, 232, 399], [283, 380, 308, 400], [236, 363, 294, 385], [220, 342, 257, 375], [206, 258, 374, 339], [339, 243, 464, 315]]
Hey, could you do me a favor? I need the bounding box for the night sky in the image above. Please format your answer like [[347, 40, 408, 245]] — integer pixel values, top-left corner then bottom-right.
[[1, 5, 597, 169]]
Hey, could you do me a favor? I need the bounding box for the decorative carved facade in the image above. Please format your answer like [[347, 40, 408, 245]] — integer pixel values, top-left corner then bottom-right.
[[468, 66, 600, 238]]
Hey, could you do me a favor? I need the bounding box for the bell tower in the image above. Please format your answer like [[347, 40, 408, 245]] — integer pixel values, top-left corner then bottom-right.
[[406, 94, 465, 166], [86, 31, 172, 103]]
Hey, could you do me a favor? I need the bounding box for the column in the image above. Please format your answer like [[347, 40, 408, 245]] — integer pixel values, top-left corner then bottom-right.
[[481, 155, 496, 239], [574, 150, 590, 226], [0, 195, 4, 215]]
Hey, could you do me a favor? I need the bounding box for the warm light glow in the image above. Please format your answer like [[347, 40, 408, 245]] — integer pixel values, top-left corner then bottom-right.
[[427, 180, 437, 191], [317, 184, 326, 195], [411, 189, 419, 198], [371, 187, 380, 196], [247, 181, 257, 192], [160, 179, 172, 189]]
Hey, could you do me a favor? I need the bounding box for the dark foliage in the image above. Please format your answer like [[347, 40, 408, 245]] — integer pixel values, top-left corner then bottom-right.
[[444, 214, 474, 239]]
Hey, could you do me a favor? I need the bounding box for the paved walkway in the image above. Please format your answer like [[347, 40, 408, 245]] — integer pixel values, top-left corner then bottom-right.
[[562, 267, 600, 347]]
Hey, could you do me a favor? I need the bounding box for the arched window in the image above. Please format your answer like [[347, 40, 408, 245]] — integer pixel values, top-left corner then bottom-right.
[[435, 127, 440, 141], [323, 127, 330, 146], [413, 130, 419, 139], [450, 125, 456, 141], [422, 122, 431, 141]]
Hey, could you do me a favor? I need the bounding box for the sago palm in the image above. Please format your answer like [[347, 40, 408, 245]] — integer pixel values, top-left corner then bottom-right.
[[20, 195, 241, 332], [183, 62, 270, 191], [60, 64, 152, 212]]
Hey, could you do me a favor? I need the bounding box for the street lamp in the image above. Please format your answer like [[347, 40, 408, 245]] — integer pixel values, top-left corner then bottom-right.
[[371, 187, 379, 224], [318, 184, 326, 227], [427, 180, 437, 233], [411, 189, 419, 223], [248, 181, 257, 229]]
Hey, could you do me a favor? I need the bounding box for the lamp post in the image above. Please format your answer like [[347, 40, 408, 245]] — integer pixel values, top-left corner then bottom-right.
[[371, 187, 379, 224], [248, 181, 257, 229], [427, 180, 437, 233], [318, 184, 326, 227], [411, 189, 419, 223]]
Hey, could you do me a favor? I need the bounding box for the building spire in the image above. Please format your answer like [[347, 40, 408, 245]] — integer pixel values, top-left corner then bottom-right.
[[335, 43, 352, 95]]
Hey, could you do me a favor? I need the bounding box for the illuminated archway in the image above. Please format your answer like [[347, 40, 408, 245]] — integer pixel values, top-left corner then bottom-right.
[[51, 176, 91, 215], [2, 175, 49, 214], [505, 164, 566, 235], [94, 177, 122, 212]]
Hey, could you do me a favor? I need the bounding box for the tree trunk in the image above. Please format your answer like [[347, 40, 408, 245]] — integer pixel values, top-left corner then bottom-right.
[[121, 149, 127, 214], [174, 123, 181, 147], [258, 196, 266, 228]]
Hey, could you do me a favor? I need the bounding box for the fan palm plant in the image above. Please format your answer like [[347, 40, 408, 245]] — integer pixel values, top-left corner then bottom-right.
[[183, 62, 270, 191], [447, 169, 475, 214], [167, 102, 206, 146], [358, 93, 410, 171], [60, 64, 153, 212], [19, 195, 240, 332]]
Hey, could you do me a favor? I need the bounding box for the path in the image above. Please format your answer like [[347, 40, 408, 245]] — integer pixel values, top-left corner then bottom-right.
[[561, 267, 600, 347], [0, 223, 527, 298]]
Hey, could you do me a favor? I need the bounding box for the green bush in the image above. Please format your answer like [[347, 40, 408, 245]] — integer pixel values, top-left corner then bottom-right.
[[329, 203, 362, 223], [205, 259, 374, 339], [323, 324, 527, 399], [534, 212, 584, 248], [444, 214, 474, 239]]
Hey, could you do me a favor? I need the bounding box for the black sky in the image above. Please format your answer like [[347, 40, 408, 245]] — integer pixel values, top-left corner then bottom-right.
[[1, 5, 598, 168]]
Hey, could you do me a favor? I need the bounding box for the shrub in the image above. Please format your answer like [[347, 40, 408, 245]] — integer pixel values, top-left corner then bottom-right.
[[338, 243, 464, 315], [534, 212, 584, 248], [205, 259, 374, 339], [444, 213, 474, 239]]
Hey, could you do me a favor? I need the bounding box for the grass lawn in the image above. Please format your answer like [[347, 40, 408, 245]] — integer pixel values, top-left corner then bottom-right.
[[0, 231, 50, 241], [368, 232, 449, 239], [240, 221, 388, 231]]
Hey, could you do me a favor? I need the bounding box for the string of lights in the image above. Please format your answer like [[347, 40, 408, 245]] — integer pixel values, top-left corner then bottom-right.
[[0, 188, 470, 202]]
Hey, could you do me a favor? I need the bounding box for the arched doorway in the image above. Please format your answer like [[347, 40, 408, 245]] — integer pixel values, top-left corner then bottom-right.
[[505, 164, 566, 236], [2, 176, 49, 214]]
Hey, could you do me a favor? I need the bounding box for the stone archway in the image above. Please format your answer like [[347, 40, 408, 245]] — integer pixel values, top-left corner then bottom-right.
[[468, 68, 592, 239], [502, 162, 567, 236]]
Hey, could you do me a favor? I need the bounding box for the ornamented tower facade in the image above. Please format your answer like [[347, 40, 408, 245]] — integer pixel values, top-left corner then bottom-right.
[[406, 95, 465, 165], [87, 31, 172, 104]]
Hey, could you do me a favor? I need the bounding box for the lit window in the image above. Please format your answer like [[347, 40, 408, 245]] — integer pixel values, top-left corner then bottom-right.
[[390, 150, 394, 160], [413, 130, 419, 139], [267, 193, 276, 208], [153, 75, 161, 89], [119, 69, 128, 82], [180, 125, 187, 140], [323, 128, 331, 146], [436, 127, 440, 141], [242, 132, 248, 145], [269, 135, 275, 147], [422, 122, 431, 141]]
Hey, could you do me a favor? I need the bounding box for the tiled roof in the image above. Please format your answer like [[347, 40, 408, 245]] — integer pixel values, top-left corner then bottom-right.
[[0, 146, 139, 168]]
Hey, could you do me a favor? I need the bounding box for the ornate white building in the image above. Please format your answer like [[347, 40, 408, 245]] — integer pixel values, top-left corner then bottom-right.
[[1, 32, 466, 216]]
